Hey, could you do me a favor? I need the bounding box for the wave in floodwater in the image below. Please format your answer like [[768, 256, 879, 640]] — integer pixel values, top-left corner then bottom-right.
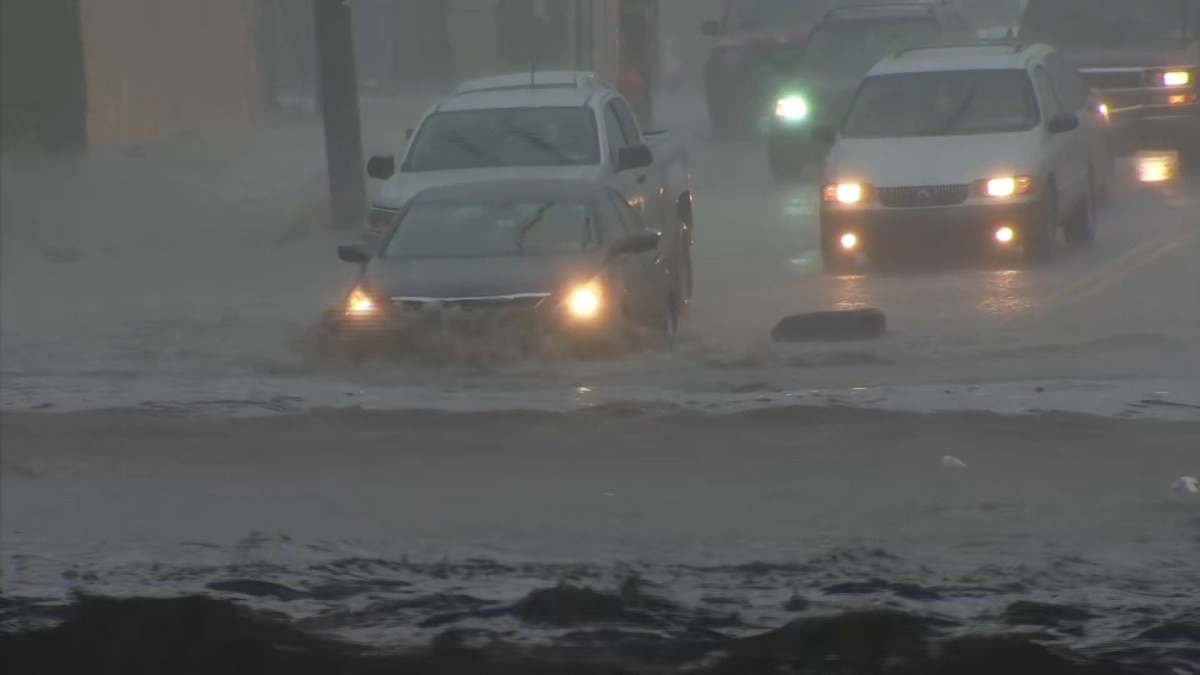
[[3, 540, 1198, 675]]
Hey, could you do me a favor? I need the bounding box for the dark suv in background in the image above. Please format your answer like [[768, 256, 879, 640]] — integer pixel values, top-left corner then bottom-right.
[[700, 0, 841, 138], [765, 1, 973, 180], [1019, 0, 1200, 161]]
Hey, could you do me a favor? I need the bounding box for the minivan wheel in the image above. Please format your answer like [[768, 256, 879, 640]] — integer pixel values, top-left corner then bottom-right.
[[1064, 176, 1096, 247], [1024, 188, 1058, 262]]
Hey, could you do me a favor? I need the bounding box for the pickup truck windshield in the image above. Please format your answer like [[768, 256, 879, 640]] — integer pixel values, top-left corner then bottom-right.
[[801, 19, 942, 78], [383, 199, 597, 259], [843, 70, 1038, 138], [1020, 0, 1198, 45], [725, 0, 832, 32], [403, 108, 600, 171]]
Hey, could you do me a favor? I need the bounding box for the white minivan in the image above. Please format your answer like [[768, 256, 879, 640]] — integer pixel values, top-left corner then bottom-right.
[[818, 42, 1112, 271]]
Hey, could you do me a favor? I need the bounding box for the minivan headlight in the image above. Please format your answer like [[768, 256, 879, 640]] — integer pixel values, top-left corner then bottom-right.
[[976, 176, 1034, 198], [823, 183, 870, 204]]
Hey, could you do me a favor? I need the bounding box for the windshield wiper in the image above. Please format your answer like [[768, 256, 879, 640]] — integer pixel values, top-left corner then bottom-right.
[[505, 127, 573, 164], [441, 131, 506, 167], [514, 200, 557, 254], [937, 85, 980, 136]]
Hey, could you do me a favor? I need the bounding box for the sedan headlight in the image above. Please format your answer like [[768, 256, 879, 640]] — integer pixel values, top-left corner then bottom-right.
[[345, 287, 378, 316], [774, 95, 810, 122], [1162, 70, 1191, 87], [822, 183, 869, 204], [976, 176, 1034, 198], [564, 281, 602, 319]]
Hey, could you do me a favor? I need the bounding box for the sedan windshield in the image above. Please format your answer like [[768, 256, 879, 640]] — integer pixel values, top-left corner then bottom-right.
[[801, 19, 943, 78], [1019, 0, 1198, 45], [383, 199, 597, 259], [403, 108, 600, 171], [842, 70, 1039, 138], [725, 0, 832, 32]]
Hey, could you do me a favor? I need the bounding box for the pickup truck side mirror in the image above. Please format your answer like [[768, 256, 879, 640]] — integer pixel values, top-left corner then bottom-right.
[[812, 125, 837, 145], [1047, 112, 1079, 134], [605, 232, 660, 263], [366, 154, 396, 180], [337, 242, 373, 264], [701, 20, 720, 37], [617, 144, 654, 172]]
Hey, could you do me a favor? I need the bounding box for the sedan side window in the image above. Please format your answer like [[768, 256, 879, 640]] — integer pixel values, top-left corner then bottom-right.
[[1032, 66, 1064, 120]]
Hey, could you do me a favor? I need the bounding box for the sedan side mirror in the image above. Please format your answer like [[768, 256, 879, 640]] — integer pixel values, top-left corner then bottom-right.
[[617, 144, 654, 172], [405, 128, 414, 140], [1047, 112, 1079, 134], [606, 232, 660, 262], [812, 124, 837, 145], [701, 20, 720, 37], [338, 242, 373, 264], [366, 154, 395, 180]]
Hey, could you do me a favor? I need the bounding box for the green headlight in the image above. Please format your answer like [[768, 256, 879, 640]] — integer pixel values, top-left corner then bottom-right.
[[774, 95, 809, 122]]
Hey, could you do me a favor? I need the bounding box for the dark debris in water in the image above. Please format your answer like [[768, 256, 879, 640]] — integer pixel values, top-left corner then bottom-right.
[[0, 593, 1173, 675]]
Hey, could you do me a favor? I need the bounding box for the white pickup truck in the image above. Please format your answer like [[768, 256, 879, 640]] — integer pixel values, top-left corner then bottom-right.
[[363, 71, 696, 303]]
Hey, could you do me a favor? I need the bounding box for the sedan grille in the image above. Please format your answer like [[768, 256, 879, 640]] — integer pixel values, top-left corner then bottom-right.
[[1079, 69, 1144, 90], [395, 295, 548, 313], [877, 184, 970, 208]]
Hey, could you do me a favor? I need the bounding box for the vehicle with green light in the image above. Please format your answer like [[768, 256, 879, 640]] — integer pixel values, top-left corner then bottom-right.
[[766, 1, 972, 181]]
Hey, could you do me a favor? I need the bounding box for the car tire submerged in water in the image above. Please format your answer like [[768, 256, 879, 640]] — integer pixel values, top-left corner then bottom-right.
[[1024, 186, 1058, 263], [1063, 175, 1096, 248], [771, 308, 886, 342]]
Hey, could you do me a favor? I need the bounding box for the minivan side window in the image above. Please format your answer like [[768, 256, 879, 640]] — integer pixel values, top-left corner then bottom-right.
[[603, 104, 625, 162], [609, 97, 642, 145], [1031, 66, 1064, 120], [1045, 52, 1088, 111]]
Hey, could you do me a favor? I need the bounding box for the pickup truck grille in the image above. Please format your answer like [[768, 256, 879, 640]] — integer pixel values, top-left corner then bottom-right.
[[1079, 69, 1144, 90], [878, 184, 970, 208]]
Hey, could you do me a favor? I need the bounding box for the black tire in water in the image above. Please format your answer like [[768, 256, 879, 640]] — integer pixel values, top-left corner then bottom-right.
[[771, 308, 887, 343]]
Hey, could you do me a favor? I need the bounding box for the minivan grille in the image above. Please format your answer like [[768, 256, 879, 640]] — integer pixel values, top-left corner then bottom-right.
[[877, 184, 970, 208], [1079, 69, 1144, 90]]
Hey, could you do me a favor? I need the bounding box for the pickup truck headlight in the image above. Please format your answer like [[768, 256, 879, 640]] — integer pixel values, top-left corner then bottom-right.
[[1162, 70, 1191, 87], [976, 176, 1033, 198], [774, 95, 810, 122]]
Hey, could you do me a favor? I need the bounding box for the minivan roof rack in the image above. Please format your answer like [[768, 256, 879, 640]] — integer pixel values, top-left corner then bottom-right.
[[895, 40, 1029, 56], [823, 1, 938, 20]]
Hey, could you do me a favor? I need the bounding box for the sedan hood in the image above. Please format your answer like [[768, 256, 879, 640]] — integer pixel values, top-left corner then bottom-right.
[[827, 131, 1040, 187], [364, 253, 603, 301], [373, 165, 599, 211]]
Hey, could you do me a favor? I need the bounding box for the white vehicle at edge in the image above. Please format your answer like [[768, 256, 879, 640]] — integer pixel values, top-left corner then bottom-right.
[[819, 42, 1112, 272], [364, 71, 696, 304]]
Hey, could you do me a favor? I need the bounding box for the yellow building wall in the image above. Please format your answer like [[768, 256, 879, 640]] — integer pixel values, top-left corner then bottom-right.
[[79, 0, 255, 148]]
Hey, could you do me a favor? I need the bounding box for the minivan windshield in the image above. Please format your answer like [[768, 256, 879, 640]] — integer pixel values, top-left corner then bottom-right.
[[1019, 0, 1199, 45], [403, 108, 600, 171], [801, 19, 943, 78], [842, 70, 1039, 138], [383, 199, 597, 259]]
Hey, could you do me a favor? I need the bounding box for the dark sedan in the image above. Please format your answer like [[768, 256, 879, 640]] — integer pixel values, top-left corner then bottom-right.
[[317, 180, 683, 360]]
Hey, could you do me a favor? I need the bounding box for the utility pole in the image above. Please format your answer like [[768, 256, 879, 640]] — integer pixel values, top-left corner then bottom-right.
[[314, 0, 366, 230]]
